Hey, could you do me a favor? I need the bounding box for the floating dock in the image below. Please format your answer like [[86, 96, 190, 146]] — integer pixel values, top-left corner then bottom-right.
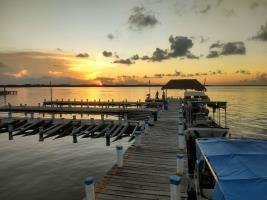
[[95, 101, 188, 200]]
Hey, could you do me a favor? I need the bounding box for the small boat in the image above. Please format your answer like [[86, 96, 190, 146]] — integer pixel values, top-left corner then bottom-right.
[[195, 138, 267, 200]]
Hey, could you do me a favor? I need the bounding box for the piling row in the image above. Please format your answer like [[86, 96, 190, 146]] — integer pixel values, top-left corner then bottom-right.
[[0, 117, 141, 143]]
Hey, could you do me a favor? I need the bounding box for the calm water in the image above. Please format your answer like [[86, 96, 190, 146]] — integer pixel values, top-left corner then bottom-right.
[[0, 86, 266, 200]]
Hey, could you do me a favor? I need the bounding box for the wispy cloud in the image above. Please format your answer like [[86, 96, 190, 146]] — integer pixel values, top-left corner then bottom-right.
[[76, 53, 89, 58], [128, 6, 159, 30], [251, 21, 267, 41], [207, 41, 246, 58]]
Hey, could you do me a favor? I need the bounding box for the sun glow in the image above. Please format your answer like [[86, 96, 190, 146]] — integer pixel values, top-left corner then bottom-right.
[[63, 56, 117, 79]]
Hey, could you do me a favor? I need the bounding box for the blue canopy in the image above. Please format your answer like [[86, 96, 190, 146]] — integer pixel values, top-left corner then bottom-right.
[[196, 138, 267, 200]]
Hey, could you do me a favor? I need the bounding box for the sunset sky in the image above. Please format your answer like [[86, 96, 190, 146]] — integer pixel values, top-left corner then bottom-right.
[[0, 0, 267, 85]]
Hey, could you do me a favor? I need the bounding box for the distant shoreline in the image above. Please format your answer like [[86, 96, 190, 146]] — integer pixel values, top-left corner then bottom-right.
[[0, 84, 267, 88]]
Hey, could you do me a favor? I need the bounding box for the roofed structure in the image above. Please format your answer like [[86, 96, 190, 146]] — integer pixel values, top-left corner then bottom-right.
[[162, 79, 206, 91]]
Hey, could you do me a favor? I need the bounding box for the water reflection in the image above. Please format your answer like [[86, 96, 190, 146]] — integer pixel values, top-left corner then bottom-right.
[[0, 86, 266, 200]]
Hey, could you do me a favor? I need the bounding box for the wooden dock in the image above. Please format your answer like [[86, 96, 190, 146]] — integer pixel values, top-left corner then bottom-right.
[[43, 100, 162, 108], [0, 105, 158, 120], [0, 90, 17, 95], [95, 101, 188, 200]]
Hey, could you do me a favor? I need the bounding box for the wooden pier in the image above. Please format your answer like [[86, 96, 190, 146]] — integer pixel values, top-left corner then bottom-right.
[[0, 105, 158, 120], [0, 90, 17, 95], [95, 101, 188, 200], [43, 99, 162, 108]]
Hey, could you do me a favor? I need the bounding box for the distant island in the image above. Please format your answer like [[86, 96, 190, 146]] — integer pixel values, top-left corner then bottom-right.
[[0, 84, 267, 88]]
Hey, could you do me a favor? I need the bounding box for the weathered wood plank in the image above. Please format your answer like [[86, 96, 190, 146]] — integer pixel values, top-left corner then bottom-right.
[[97, 101, 188, 200]]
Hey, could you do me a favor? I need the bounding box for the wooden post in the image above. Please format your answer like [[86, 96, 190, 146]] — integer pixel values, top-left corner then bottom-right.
[[72, 127, 78, 143], [39, 127, 44, 142], [106, 128, 110, 146], [8, 124, 13, 140]]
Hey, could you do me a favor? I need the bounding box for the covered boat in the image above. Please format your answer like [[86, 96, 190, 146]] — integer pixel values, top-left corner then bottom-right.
[[195, 138, 267, 200]]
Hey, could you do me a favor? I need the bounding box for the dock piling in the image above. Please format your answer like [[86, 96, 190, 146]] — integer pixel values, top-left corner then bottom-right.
[[134, 131, 142, 147], [105, 128, 110, 146], [84, 177, 95, 200], [8, 124, 13, 140], [170, 175, 181, 200], [178, 133, 185, 149], [116, 145, 123, 167], [72, 128, 78, 143], [39, 127, 44, 142], [176, 154, 184, 175]]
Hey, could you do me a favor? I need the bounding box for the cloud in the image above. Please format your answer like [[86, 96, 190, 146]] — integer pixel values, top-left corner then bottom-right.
[[200, 36, 210, 43], [128, 6, 159, 30], [222, 8, 236, 17], [0, 62, 9, 68], [102, 51, 112, 57], [131, 54, 139, 60], [200, 4, 211, 14], [251, 21, 267, 41], [209, 70, 223, 75], [206, 51, 220, 58], [4, 69, 29, 78], [168, 35, 194, 57], [207, 41, 246, 58], [48, 71, 62, 76], [217, 0, 224, 6], [141, 55, 150, 60], [186, 53, 199, 59], [235, 70, 251, 75], [151, 48, 169, 61], [76, 53, 89, 58], [94, 77, 114, 85], [240, 73, 267, 85], [114, 58, 134, 65], [210, 41, 223, 49], [221, 42, 246, 55], [107, 33, 115, 40], [138, 35, 195, 62], [144, 70, 213, 79], [250, 1, 259, 10]]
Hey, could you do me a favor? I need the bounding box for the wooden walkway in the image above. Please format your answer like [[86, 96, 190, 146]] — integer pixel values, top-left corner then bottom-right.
[[0, 105, 158, 120], [43, 100, 161, 108], [95, 101, 188, 200]]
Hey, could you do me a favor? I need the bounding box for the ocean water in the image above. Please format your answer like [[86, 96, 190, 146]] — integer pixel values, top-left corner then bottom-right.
[[0, 86, 266, 200]]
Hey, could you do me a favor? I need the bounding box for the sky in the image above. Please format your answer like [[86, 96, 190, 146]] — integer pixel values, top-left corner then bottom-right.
[[0, 0, 267, 85]]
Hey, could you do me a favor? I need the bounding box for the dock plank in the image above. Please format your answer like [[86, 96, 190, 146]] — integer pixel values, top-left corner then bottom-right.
[[96, 102, 188, 200]]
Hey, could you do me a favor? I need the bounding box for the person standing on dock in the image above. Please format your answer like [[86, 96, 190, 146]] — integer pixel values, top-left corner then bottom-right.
[[162, 91, 166, 101], [155, 91, 159, 100]]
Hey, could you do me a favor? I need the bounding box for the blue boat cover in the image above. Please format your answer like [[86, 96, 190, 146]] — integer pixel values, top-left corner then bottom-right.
[[196, 138, 267, 200]]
